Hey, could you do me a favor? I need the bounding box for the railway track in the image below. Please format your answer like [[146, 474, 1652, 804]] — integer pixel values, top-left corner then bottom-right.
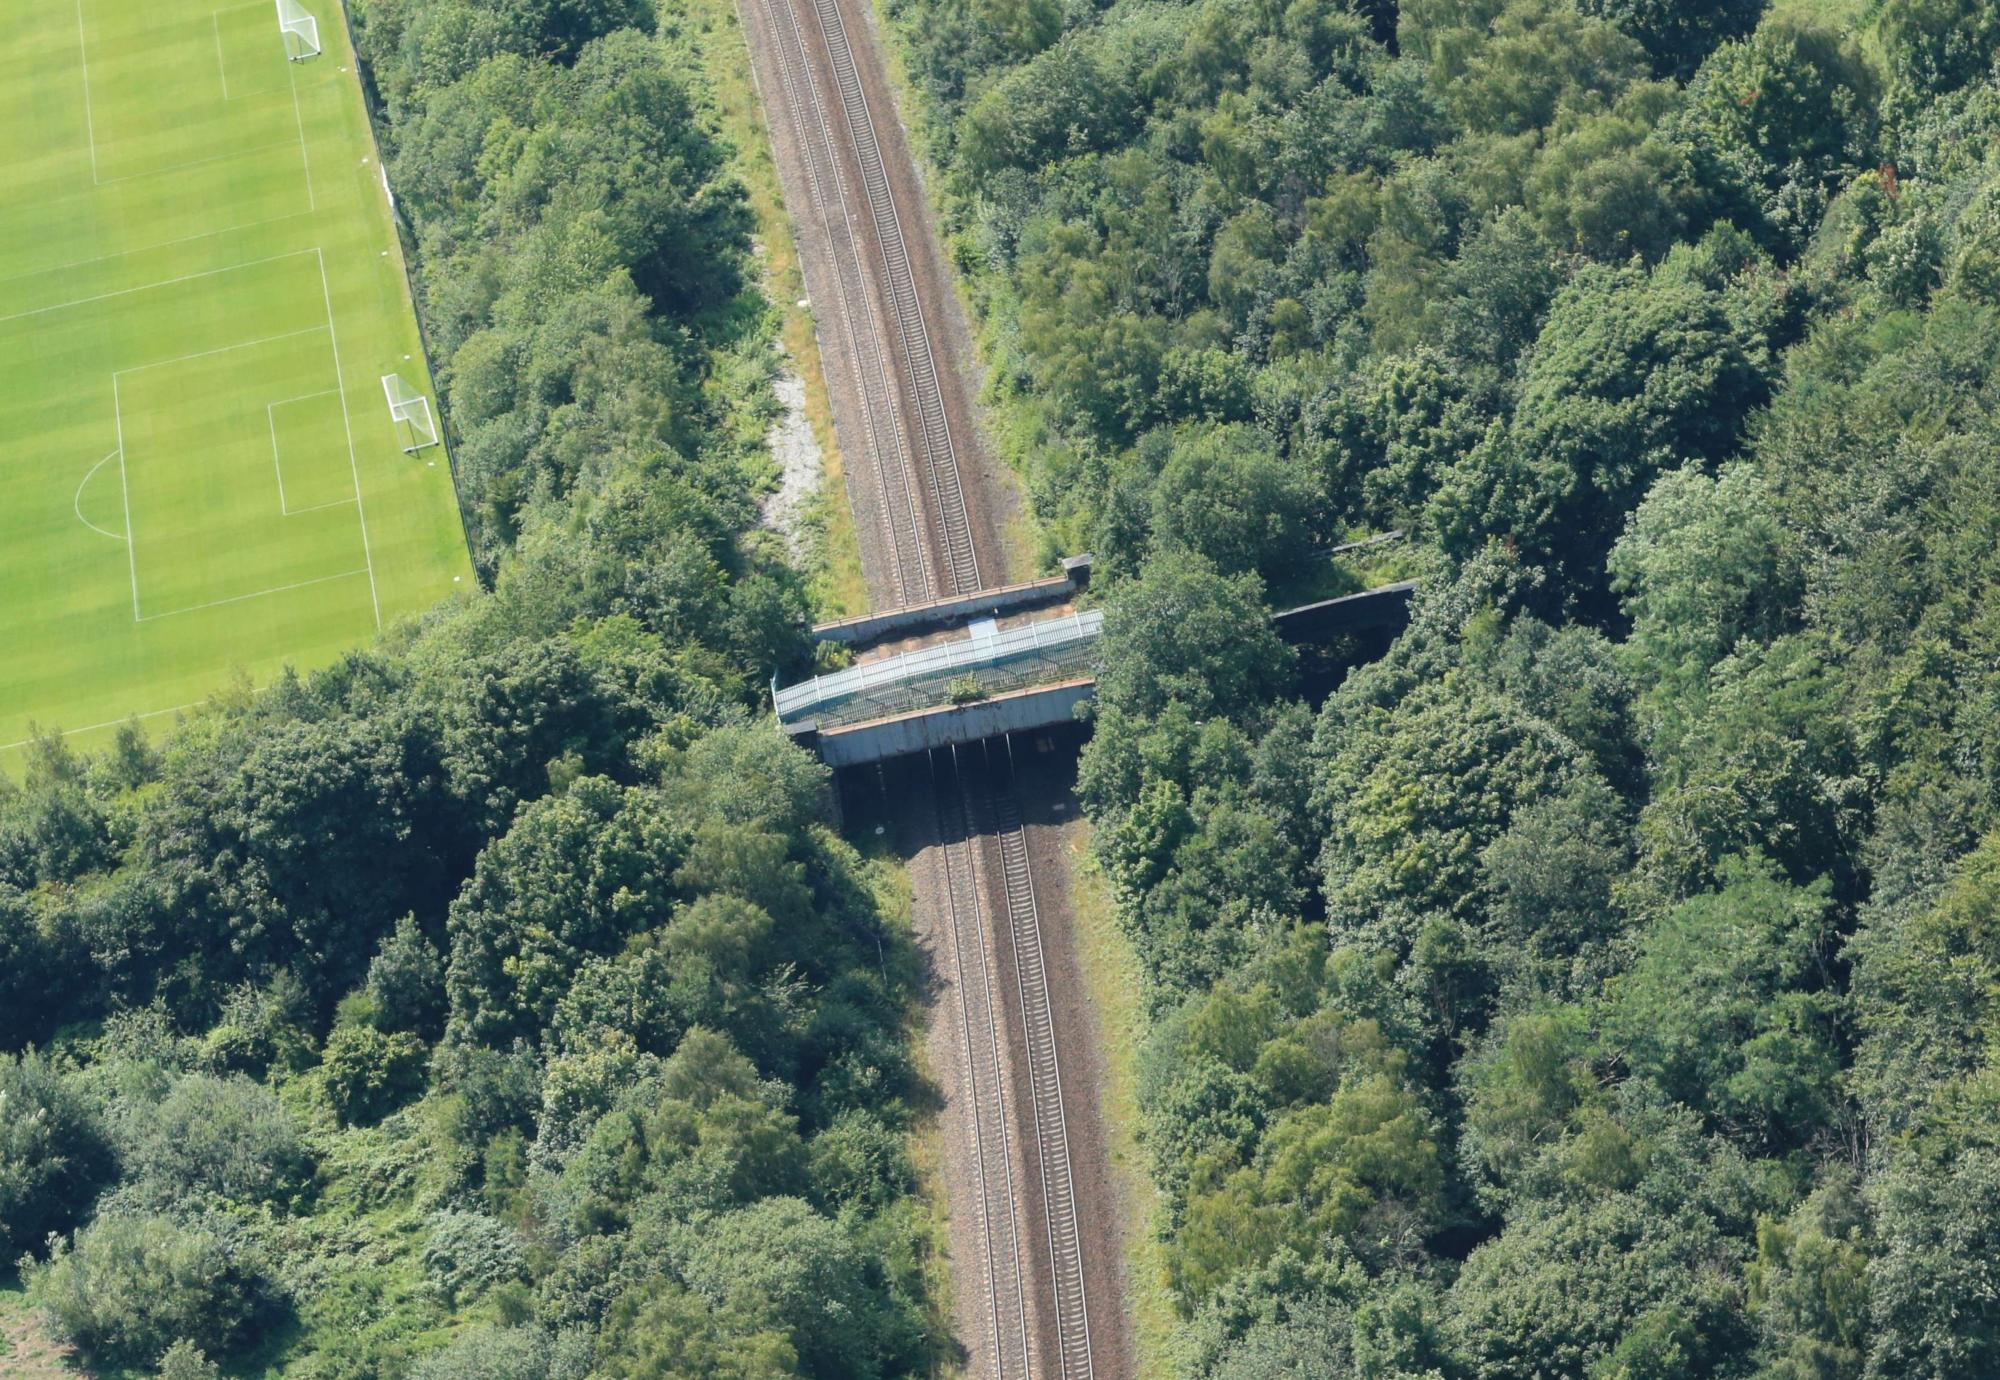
[[748, 0, 932, 604], [930, 751, 1035, 1379], [741, 0, 1102, 1372], [962, 747, 1096, 1380], [804, 0, 981, 596]]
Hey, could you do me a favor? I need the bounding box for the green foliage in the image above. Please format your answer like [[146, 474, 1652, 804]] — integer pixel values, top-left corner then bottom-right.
[[319, 1024, 428, 1126], [891, 0, 2000, 1372], [1583, 0, 1764, 81], [154, 1338, 222, 1380], [0, 1051, 112, 1255], [124, 1072, 313, 1209], [409, 1325, 588, 1380], [446, 777, 689, 1045], [368, 914, 448, 1037], [420, 1210, 525, 1306], [24, 1213, 269, 1370], [596, 1281, 801, 1378], [1609, 857, 1840, 1150], [674, 1195, 917, 1378]]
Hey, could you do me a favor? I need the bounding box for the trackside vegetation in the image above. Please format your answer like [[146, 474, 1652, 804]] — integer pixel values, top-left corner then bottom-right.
[[880, 0, 2000, 1375], [13, 0, 2000, 1377], [0, 1, 944, 1376]]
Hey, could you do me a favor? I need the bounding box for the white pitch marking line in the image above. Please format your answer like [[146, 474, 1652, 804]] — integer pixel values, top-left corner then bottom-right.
[[110, 377, 140, 620], [267, 403, 290, 511], [213, 11, 231, 100], [316, 247, 380, 630], [0, 249, 317, 327], [115, 324, 327, 378], [266, 387, 341, 513], [73, 451, 127, 541], [0, 211, 313, 294], [73, 0, 101, 183], [93, 141, 303, 190], [0, 699, 207, 754], [138, 567, 369, 623]]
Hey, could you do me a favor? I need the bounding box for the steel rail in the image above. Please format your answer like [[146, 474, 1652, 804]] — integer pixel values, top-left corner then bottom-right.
[[752, 0, 932, 603], [931, 750, 1035, 1379], [807, 0, 981, 595], [967, 751, 1096, 1379]]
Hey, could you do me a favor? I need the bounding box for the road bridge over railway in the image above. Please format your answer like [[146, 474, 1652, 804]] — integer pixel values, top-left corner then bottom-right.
[[738, 0, 1416, 1364], [775, 570, 1417, 769]]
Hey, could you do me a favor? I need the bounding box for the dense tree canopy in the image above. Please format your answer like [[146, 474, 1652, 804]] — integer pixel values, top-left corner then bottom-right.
[[14, 0, 2000, 1375], [0, 3, 930, 1377], [887, 0, 2000, 1373]]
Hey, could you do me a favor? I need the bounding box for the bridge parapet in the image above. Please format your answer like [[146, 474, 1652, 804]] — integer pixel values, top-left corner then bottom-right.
[[778, 609, 1103, 730]]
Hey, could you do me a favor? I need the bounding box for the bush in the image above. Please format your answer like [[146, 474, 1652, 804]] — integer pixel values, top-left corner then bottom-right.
[[0, 1049, 113, 1253], [24, 1213, 269, 1368], [409, 1324, 590, 1380], [127, 1073, 313, 1208], [319, 1024, 427, 1125], [155, 1339, 221, 1380], [421, 1209, 525, 1305]]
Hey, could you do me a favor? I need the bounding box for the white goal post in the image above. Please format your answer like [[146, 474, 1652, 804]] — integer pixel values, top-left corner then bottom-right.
[[276, 0, 320, 61], [381, 374, 440, 454]]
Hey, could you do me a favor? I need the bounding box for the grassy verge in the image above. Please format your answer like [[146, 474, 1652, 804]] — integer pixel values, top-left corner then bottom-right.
[[0, 1274, 88, 1379], [1060, 821, 1179, 1377], [675, 0, 870, 619]]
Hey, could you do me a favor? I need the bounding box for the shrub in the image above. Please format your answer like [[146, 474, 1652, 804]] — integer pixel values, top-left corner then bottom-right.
[[421, 1209, 525, 1305], [0, 1049, 113, 1253], [155, 1339, 221, 1380], [24, 1213, 269, 1368], [319, 1024, 427, 1125], [128, 1073, 313, 1208]]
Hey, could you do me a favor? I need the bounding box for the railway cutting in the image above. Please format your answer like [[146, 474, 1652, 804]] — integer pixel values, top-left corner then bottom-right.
[[736, 0, 1122, 1373]]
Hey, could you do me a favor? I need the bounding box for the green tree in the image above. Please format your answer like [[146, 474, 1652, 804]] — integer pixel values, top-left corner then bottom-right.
[[0, 1050, 112, 1254], [1609, 856, 1839, 1149], [1583, 0, 1764, 80], [446, 777, 690, 1044], [367, 913, 448, 1037], [26, 1214, 268, 1369]]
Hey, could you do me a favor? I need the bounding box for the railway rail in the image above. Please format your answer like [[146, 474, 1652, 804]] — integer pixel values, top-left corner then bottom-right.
[[805, 0, 981, 595], [740, 0, 1104, 1373], [966, 750, 1096, 1380], [749, 0, 932, 604], [930, 751, 1035, 1379]]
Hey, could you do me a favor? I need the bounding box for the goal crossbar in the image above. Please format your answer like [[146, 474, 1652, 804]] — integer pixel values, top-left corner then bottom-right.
[[276, 0, 320, 61], [380, 374, 440, 454]]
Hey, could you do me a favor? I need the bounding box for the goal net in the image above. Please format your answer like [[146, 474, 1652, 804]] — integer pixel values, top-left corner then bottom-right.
[[276, 0, 320, 61], [381, 374, 440, 454]]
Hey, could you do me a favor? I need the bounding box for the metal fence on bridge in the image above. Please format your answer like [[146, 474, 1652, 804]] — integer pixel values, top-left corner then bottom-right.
[[774, 610, 1103, 730]]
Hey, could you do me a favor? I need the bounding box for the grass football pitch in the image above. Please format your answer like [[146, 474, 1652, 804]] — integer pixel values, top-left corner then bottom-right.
[[0, 0, 471, 765]]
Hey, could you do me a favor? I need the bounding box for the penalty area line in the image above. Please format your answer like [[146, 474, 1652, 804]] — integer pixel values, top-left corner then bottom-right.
[[137, 567, 371, 623], [0, 249, 319, 328], [0, 699, 209, 755]]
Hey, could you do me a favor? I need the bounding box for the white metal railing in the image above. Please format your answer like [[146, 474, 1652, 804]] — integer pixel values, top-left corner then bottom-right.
[[775, 609, 1103, 722]]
